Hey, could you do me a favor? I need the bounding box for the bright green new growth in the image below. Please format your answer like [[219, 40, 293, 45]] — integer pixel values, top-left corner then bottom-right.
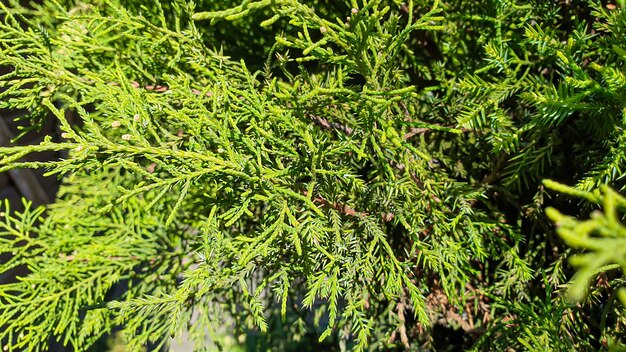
[[0, 0, 624, 351], [544, 180, 626, 307]]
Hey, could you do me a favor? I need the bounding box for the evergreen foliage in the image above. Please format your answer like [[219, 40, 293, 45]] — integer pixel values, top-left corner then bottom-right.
[[0, 0, 624, 350]]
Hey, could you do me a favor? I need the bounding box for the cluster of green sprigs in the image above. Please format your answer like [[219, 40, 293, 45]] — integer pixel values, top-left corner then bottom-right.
[[542, 180, 626, 349], [0, 171, 185, 351], [545, 180, 626, 306], [0, 0, 625, 351], [453, 1, 626, 193], [0, 0, 527, 350]]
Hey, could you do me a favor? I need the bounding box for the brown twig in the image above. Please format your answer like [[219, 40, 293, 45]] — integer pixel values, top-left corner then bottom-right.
[[404, 126, 472, 141], [403, 127, 431, 140], [60, 253, 157, 264], [306, 191, 365, 218], [114, 81, 214, 97], [396, 298, 411, 349], [309, 115, 354, 136], [304, 191, 395, 222]]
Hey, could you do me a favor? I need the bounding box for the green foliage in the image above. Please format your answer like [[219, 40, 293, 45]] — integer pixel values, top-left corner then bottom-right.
[[0, 0, 624, 351], [544, 180, 626, 308], [542, 180, 626, 350]]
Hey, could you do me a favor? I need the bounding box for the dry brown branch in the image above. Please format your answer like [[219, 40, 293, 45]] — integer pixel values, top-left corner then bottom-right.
[[304, 191, 395, 222]]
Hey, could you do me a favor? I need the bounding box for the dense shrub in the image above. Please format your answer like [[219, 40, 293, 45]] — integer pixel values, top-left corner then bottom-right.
[[0, 0, 624, 350]]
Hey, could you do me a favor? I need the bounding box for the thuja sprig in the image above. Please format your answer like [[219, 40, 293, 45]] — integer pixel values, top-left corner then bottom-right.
[[544, 180, 626, 306]]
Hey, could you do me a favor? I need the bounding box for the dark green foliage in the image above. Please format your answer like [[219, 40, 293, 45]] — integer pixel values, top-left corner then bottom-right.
[[0, 0, 625, 351]]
